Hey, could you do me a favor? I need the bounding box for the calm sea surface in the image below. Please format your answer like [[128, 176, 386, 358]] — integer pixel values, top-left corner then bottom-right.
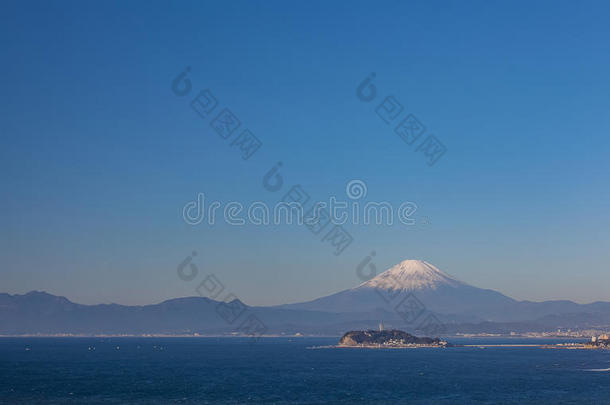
[[0, 337, 609, 404]]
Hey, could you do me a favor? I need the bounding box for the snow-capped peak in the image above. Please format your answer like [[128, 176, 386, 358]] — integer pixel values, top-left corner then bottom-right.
[[358, 259, 465, 291]]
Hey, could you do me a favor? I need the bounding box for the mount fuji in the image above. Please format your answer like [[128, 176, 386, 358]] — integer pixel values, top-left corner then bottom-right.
[[278, 260, 610, 324]]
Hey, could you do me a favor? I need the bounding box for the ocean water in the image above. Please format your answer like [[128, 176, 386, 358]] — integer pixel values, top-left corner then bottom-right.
[[1, 337, 609, 404]]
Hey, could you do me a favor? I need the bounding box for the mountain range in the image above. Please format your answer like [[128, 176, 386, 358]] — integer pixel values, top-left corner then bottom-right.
[[2, 260, 609, 336]]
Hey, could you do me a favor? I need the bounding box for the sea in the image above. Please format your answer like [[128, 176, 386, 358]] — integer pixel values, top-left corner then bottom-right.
[[1, 337, 609, 404]]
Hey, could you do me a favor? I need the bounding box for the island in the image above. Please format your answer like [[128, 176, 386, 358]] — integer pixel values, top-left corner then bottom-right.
[[338, 329, 450, 348]]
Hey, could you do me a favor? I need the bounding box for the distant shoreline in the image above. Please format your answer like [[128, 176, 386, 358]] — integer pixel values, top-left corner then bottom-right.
[[309, 343, 609, 350], [0, 334, 595, 339], [309, 345, 447, 349]]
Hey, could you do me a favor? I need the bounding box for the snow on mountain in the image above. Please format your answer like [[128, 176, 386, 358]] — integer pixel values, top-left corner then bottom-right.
[[279, 258, 610, 324], [278, 258, 519, 319], [357, 260, 465, 291]]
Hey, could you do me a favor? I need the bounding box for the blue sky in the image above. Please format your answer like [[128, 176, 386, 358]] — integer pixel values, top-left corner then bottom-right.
[[2, 0, 609, 305]]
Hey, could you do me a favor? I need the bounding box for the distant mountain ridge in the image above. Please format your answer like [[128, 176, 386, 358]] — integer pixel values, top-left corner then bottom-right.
[[0, 291, 390, 336], [2, 259, 610, 335], [277, 259, 610, 325], [279, 260, 515, 319]]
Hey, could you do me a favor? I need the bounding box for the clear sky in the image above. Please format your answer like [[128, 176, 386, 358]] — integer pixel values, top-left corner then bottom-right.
[[2, 0, 609, 306]]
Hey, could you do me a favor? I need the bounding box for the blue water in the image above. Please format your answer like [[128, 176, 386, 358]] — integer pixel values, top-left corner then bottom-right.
[[1, 337, 609, 404]]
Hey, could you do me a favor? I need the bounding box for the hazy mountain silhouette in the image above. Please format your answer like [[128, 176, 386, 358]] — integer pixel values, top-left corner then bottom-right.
[[2, 260, 610, 335], [0, 291, 390, 335], [279, 260, 610, 324]]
